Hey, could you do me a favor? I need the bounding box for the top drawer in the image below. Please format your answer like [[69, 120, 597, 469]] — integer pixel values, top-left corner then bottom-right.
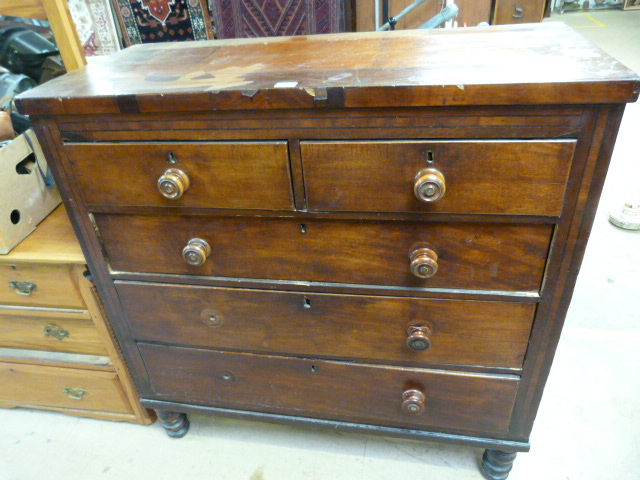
[[301, 140, 576, 215], [64, 142, 294, 210]]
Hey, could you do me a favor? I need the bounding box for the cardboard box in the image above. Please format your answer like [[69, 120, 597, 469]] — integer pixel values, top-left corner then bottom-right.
[[0, 129, 61, 254]]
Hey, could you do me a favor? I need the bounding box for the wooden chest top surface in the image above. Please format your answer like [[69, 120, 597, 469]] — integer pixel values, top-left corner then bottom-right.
[[17, 23, 639, 115]]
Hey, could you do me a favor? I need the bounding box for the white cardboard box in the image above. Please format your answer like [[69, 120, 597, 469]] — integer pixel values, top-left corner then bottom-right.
[[0, 129, 61, 254]]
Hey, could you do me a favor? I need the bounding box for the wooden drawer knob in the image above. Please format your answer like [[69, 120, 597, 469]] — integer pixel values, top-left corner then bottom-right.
[[414, 168, 445, 203], [182, 238, 211, 266], [158, 168, 190, 199], [401, 389, 425, 415], [406, 325, 432, 351], [409, 247, 438, 279]]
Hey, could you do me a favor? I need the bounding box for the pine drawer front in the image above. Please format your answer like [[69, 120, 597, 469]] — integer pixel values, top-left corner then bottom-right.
[[301, 140, 576, 215], [0, 362, 132, 413], [139, 343, 519, 435], [0, 308, 107, 356], [64, 142, 293, 210], [0, 264, 84, 309], [96, 214, 552, 292], [118, 282, 535, 369]]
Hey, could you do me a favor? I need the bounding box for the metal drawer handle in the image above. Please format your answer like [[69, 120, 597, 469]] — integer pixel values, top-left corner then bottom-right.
[[8, 280, 37, 296], [43, 324, 70, 341], [62, 387, 87, 400], [513, 3, 524, 18]]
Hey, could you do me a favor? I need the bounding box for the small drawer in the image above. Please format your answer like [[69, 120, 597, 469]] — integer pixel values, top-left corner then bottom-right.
[[64, 142, 293, 210], [301, 140, 575, 215], [0, 264, 84, 309], [117, 282, 535, 369], [139, 344, 519, 435], [0, 362, 132, 413], [493, 0, 545, 25], [0, 308, 107, 356], [96, 214, 552, 292]]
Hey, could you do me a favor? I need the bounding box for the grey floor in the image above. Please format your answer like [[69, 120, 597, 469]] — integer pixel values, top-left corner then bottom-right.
[[1, 10, 639, 480]]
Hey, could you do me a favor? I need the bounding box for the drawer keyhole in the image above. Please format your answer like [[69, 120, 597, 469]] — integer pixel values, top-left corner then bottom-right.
[[303, 297, 312, 308]]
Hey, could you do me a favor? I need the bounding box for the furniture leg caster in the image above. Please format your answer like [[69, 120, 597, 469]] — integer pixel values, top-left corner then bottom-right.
[[480, 449, 517, 480], [157, 411, 190, 438]]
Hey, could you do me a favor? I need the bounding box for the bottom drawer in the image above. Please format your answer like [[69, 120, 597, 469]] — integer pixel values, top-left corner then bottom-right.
[[140, 343, 519, 435], [0, 362, 132, 414]]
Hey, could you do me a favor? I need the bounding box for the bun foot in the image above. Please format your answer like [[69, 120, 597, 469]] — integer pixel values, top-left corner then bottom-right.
[[157, 411, 190, 438], [481, 449, 517, 480]]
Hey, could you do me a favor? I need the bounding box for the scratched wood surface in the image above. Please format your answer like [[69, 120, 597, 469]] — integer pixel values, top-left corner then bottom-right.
[[17, 23, 639, 115]]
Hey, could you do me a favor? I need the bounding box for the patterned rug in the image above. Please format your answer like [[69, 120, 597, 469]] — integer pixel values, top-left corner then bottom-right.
[[68, 0, 120, 56], [112, 0, 214, 46], [210, 0, 346, 38]]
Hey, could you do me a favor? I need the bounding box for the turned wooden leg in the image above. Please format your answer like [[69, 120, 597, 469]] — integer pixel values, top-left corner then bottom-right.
[[481, 449, 517, 480], [157, 411, 190, 438]]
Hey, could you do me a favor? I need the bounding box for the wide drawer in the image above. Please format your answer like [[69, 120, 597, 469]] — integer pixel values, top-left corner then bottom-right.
[[301, 140, 576, 215], [64, 142, 293, 210], [96, 214, 552, 292], [118, 282, 535, 369], [0, 263, 84, 309], [0, 362, 132, 413], [139, 344, 519, 435], [0, 308, 107, 356]]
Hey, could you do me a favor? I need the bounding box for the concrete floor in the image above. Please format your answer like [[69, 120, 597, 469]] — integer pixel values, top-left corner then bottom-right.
[[1, 10, 639, 480]]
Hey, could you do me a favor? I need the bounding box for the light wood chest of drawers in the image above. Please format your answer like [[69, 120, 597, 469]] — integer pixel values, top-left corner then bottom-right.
[[0, 207, 153, 424], [18, 23, 639, 479]]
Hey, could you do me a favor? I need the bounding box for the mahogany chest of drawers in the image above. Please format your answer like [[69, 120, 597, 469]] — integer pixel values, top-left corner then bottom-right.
[[18, 23, 639, 479]]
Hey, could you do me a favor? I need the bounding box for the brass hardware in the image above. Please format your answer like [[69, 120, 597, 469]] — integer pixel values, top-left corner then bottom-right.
[[62, 387, 87, 400], [8, 280, 36, 296], [414, 168, 446, 203], [158, 168, 190, 199], [43, 324, 70, 341], [513, 3, 524, 18], [401, 389, 426, 415], [409, 247, 438, 279], [406, 325, 432, 351], [183, 238, 211, 266]]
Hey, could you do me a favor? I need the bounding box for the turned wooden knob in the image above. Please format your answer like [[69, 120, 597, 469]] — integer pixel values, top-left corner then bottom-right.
[[401, 389, 425, 415], [406, 325, 432, 351], [409, 247, 438, 279], [414, 168, 445, 203], [158, 168, 190, 199], [182, 238, 211, 266]]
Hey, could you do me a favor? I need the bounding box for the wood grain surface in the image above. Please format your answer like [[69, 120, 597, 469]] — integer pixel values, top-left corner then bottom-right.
[[0, 361, 132, 413], [139, 343, 519, 435], [16, 23, 640, 116], [0, 308, 107, 355], [302, 139, 575, 215], [0, 263, 84, 309], [65, 142, 293, 210], [95, 214, 552, 292], [116, 282, 536, 369]]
